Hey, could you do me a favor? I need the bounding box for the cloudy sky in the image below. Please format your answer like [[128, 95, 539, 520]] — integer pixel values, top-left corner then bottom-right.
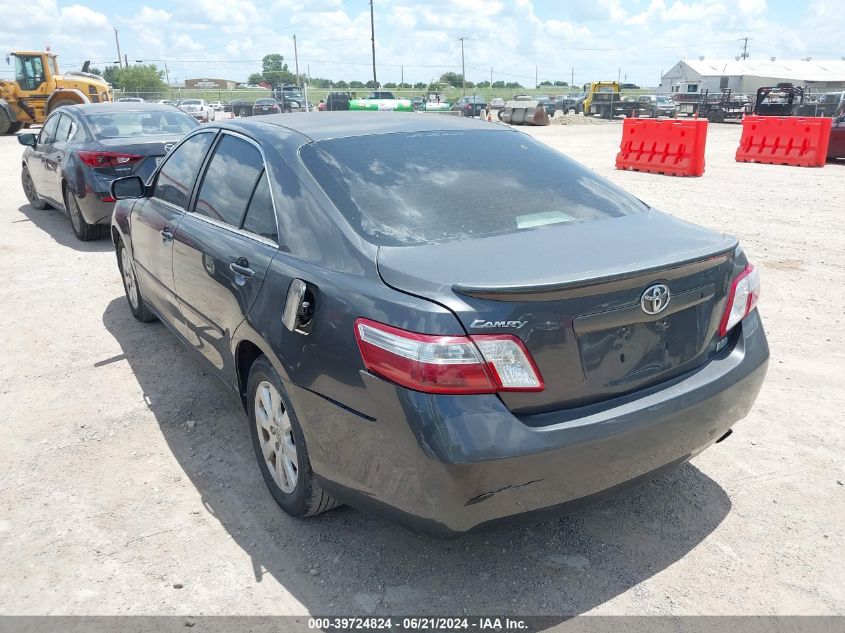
[[1, 0, 843, 87]]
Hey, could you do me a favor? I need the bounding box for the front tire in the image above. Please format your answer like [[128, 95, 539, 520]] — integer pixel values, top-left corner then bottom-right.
[[247, 356, 340, 518], [21, 164, 48, 210], [64, 187, 100, 241], [116, 239, 156, 322]]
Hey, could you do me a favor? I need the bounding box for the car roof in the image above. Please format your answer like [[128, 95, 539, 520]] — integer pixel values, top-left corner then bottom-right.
[[210, 111, 500, 142], [66, 102, 182, 114]]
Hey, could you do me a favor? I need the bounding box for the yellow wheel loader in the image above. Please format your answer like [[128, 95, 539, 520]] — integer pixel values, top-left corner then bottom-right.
[[0, 51, 111, 135]]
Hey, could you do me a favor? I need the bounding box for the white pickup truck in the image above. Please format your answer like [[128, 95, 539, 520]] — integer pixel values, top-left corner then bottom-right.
[[178, 99, 214, 123]]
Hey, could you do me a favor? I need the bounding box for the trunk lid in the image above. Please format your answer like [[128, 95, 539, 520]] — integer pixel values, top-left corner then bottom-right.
[[93, 135, 185, 181], [377, 210, 739, 415]]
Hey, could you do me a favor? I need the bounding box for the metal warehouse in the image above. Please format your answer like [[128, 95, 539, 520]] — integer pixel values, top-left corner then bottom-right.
[[660, 58, 845, 95]]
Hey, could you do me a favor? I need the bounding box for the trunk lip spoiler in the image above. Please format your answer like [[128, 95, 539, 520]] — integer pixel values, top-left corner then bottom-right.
[[452, 242, 737, 302]]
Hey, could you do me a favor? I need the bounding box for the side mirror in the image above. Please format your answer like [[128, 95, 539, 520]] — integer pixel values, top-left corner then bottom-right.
[[17, 133, 37, 147], [111, 176, 146, 200]]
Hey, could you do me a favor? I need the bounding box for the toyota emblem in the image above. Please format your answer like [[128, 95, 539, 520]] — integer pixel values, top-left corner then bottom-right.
[[641, 284, 671, 315]]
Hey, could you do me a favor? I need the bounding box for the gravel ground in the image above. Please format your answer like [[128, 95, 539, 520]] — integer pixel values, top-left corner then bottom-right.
[[0, 121, 843, 620]]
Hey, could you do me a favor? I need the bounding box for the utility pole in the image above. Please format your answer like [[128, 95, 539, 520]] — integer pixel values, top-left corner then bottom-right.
[[535, 65, 538, 89], [401, 65, 403, 86], [124, 54, 129, 68], [113, 27, 123, 68], [369, 0, 377, 88], [571, 67, 574, 93], [490, 66, 493, 88], [740, 37, 750, 59], [459, 37, 466, 96], [293, 34, 300, 88], [164, 60, 170, 86]]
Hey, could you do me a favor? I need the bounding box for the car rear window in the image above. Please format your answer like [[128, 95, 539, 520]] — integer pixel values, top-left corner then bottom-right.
[[83, 111, 198, 138], [300, 130, 647, 246]]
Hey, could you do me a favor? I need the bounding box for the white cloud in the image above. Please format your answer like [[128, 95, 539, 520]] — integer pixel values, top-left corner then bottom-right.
[[2, 0, 844, 88]]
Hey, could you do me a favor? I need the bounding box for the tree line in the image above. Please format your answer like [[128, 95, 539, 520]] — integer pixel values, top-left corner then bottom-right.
[[91, 53, 572, 93]]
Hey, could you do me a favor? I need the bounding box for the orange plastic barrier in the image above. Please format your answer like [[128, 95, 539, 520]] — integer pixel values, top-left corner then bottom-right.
[[615, 118, 708, 177], [736, 116, 832, 167]]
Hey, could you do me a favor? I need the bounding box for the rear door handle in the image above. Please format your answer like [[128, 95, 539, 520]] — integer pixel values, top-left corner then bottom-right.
[[160, 227, 173, 243], [229, 259, 255, 278]]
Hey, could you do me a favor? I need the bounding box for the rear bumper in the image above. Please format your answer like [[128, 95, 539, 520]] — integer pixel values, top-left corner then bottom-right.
[[75, 190, 115, 225], [289, 311, 768, 537]]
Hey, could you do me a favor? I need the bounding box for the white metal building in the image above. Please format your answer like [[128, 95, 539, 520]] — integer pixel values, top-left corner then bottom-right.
[[659, 59, 845, 95]]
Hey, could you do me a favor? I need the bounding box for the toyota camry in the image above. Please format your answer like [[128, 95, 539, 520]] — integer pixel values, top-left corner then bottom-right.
[[109, 113, 768, 536]]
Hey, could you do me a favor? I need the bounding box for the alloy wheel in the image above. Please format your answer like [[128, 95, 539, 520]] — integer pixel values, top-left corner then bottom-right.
[[23, 169, 39, 205], [67, 193, 82, 231], [254, 380, 298, 493], [120, 247, 140, 310]]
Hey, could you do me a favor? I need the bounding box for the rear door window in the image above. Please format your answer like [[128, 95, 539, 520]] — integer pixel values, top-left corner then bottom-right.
[[241, 172, 278, 243], [38, 114, 60, 145], [54, 114, 72, 143], [153, 132, 215, 209], [193, 134, 264, 227]]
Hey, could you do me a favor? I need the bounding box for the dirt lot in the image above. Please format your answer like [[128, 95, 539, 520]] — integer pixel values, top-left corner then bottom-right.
[[0, 121, 843, 620]]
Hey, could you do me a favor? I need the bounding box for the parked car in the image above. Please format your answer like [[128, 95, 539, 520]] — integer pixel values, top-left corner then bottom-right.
[[109, 113, 768, 536], [117, 97, 144, 103], [156, 99, 175, 106], [274, 85, 306, 112], [367, 91, 395, 100], [411, 96, 425, 110], [209, 101, 225, 112], [230, 100, 254, 117], [324, 92, 352, 111], [828, 113, 845, 160], [646, 94, 678, 117], [179, 99, 215, 123], [554, 93, 585, 113], [537, 97, 556, 116], [452, 96, 486, 117], [253, 98, 281, 115], [18, 102, 198, 240], [489, 97, 506, 110]]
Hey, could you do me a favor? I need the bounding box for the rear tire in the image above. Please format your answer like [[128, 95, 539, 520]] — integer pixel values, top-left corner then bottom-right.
[[116, 239, 156, 322], [247, 355, 341, 518], [707, 109, 718, 123], [0, 109, 12, 135], [64, 187, 101, 241], [21, 164, 48, 210]]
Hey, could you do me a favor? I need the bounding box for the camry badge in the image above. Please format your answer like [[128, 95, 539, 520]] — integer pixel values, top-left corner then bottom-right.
[[470, 319, 528, 329]]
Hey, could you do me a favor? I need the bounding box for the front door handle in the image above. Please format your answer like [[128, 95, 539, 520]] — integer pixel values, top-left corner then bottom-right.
[[160, 227, 173, 243], [229, 258, 255, 278]]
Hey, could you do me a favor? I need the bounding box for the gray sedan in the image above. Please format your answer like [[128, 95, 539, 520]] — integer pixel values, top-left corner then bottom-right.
[[109, 113, 768, 536], [19, 103, 198, 240]]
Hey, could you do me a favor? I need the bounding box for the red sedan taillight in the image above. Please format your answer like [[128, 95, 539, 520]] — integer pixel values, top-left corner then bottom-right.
[[719, 264, 761, 336], [78, 151, 144, 168], [354, 318, 544, 394]]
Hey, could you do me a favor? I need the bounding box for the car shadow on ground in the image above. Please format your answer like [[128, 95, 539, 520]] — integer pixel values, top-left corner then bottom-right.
[[17, 203, 111, 252], [103, 296, 732, 618]]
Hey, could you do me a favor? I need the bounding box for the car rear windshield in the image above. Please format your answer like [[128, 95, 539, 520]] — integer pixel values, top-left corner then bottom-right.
[[300, 130, 647, 246], [255, 99, 276, 105], [83, 111, 198, 138]]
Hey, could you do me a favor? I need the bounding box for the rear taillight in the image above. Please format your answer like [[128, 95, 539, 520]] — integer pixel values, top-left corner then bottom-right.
[[77, 151, 144, 168], [719, 264, 760, 336], [354, 318, 544, 395]]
